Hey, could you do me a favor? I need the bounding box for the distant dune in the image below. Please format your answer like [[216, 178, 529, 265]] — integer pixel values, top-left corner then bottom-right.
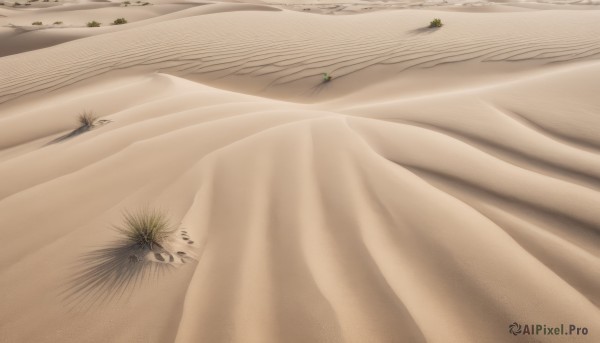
[[0, 2, 599, 342]]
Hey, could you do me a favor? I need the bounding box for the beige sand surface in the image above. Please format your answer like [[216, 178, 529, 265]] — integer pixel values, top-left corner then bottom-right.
[[0, 1, 599, 342]]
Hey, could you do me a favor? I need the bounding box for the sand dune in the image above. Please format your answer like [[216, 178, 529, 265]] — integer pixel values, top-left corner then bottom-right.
[[2, 9, 600, 102], [0, 2, 599, 343]]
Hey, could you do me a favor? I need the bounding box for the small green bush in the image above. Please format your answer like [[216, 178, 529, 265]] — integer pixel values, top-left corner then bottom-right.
[[322, 73, 332, 83], [32, 21, 43, 25], [87, 20, 101, 27], [430, 18, 443, 28], [53, 21, 62, 25], [112, 18, 127, 25]]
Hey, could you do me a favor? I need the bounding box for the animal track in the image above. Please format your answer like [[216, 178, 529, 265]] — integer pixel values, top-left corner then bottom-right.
[[180, 230, 194, 245], [139, 228, 195, 264]]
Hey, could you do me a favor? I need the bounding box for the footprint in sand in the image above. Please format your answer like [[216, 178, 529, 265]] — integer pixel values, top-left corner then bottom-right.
[[180, 230, 193, 245], [147, 229, 195, 263], [151, 251, 184, 264]]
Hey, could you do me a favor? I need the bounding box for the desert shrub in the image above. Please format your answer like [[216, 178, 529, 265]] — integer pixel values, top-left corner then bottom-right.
[[114, 208, 175, 250], [87, 20, 101, 27], [77, 111, 97, 128], [53, 21, 62, 25], [32, 21, 43, 25], [322, 72, 332, 82], [430, 18, 443, 28], [112, 18, 127, 25]]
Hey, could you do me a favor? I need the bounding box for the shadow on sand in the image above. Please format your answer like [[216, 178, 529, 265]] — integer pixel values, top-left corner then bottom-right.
[[47, 119, 111, 145], [47, 126, 94, 145], [306, 79, 332, 97], [407, 26, 441, 35], [62, 240, 174, 309]]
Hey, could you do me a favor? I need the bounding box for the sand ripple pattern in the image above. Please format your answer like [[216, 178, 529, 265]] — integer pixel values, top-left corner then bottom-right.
[[1, 10, 600, 103]]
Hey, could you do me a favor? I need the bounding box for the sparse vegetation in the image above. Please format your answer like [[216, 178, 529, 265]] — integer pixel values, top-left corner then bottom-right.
[[322, 72, 332, 83], [87, 20, 101, 27], [78, 111, 97, 128], [114, 208, 175, 251], [430, 18, 443, 28], [53, 21, 62, 25], [32, 21, 43, 25], [47, 111, 104, 144], [120, 0, 148, 6], [112, 18, 127, 25]]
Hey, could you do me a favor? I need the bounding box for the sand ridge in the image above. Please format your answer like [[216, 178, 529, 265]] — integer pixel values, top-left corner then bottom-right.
[[2, 9, 600, 103]]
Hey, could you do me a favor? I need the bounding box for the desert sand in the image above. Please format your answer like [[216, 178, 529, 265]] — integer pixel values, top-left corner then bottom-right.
[[0, 0, 599, 342]]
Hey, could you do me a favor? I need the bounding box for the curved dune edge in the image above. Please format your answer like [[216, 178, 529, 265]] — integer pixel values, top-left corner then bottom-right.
[[0, 2, 281, 57], [0, 7, 599, 343], [2, 9, 600, 103]]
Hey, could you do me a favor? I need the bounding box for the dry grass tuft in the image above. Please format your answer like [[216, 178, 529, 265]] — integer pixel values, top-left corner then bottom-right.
[[78, 111, 97, 128], [114, 207, 175, 251]]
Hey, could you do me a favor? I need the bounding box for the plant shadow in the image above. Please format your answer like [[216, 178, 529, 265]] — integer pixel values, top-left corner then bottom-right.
[[407, 26, 440, 35], [47, 119, 111, 145], [306, 79, 332, 97], [62, 239, 174, 309], [47, 126, 93, 145]]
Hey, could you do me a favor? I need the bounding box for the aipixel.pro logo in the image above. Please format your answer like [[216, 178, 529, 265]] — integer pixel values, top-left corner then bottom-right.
[[509, 322, 589, 336]]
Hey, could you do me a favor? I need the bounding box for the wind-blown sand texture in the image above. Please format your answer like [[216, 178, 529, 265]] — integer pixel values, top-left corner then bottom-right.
[[0, 1, 599, 342]]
